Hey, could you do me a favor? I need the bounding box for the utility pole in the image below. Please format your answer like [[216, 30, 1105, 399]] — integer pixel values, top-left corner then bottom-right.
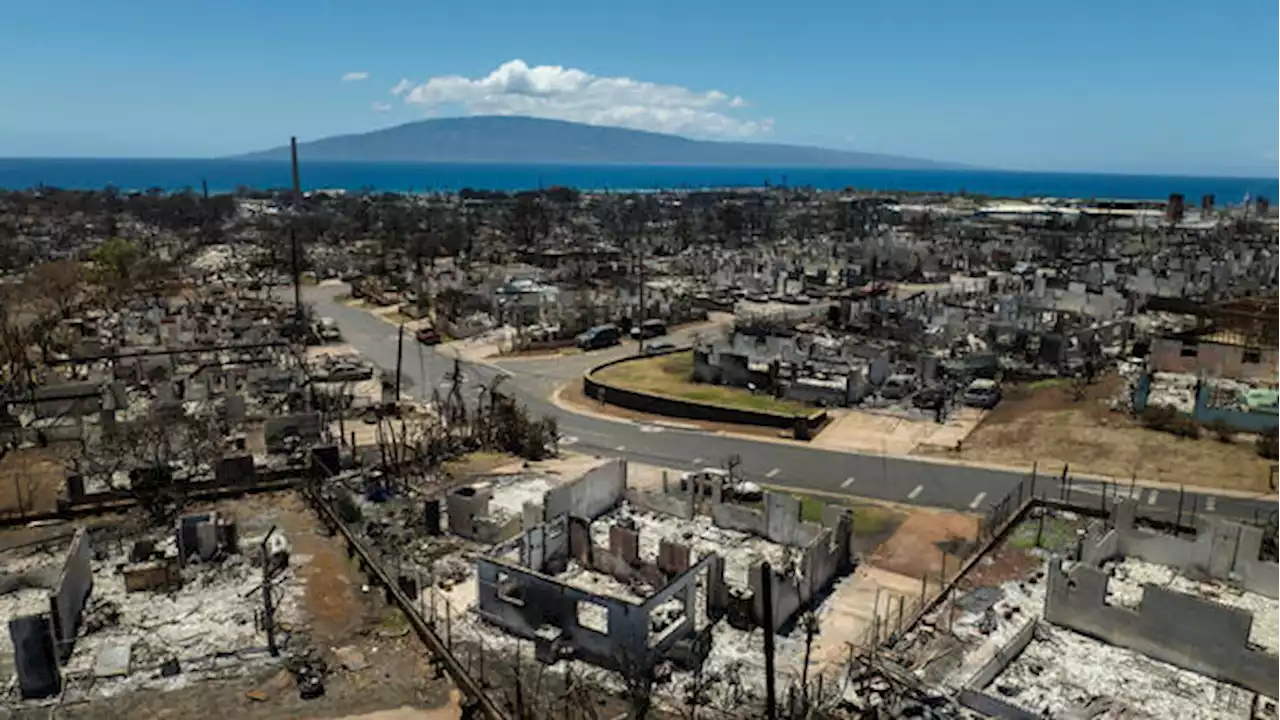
[[394, 323, 405, 402], [289, 136, 303, 329], [760, 561, 777, 720], [260, 525, 279, 657], [637, 230, 646, 355]]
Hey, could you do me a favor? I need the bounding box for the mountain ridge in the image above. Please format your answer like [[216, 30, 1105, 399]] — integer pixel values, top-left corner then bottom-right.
[[232, 116, 967, 170]]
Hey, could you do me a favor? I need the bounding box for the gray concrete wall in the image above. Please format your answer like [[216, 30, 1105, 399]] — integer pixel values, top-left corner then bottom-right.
[[1234, 525, 1277, 597], [447, 486, 502, 543], [1089, 500, 1279, 599], [475, 557, 650, 669], [48, 529, 91, 662], [625, 488, 694, 520], [477, 536, 724, 671], [751, 509, 854, 631], [1045, 557, 1278, 698], [543, 459, 626, 522], [214, 454, 255, 485], [9, 615, 60, 699], [709, 492, 823, 548], [711, 501, 767, 536], [968, 619, 1038, 690], [520, 515, 569, 574]]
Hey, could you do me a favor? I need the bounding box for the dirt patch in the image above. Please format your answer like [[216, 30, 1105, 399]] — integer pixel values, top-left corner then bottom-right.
[[959, 544, 1041, 589], [867, 511, 979, 582], [441, 451, 523, 479], [923, 374, 1275, 492], [334, 692, 461, 720], [809, 566, 933, 665], [0, 446, 68, 516], [38, 491, 458, 720], [493, 345, 583, 360], [47, 633, 457, 720], [813, 408, 984, 456], [275, 493, 366, 643]]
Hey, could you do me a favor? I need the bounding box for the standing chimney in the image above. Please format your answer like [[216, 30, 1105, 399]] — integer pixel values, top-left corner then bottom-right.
[[1166, 193, 1185, 223]]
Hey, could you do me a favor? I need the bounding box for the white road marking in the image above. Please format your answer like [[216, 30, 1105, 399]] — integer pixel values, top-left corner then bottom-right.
[[765, 468, 781, 478], [1146, 489, 1159, 505], [639, 424, 666, 433], [1206, 496, 1217, 512], [559, 436, 579, 446], [615, 445, 627, 452], [841, 476, 857, 489], [692, 458, 705, 465], [907, 485, 924, 500], [968, 492, 987, 510]]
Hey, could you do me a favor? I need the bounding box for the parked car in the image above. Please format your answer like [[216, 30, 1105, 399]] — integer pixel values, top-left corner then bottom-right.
[[644, 341, 677, 355], [630, 318, 668, 340], [880, 374, 916, 400], [576, 324, 621, 350], [316, 317, 342, 342], [962, 378, 1002, 409], [415, 326, 442, 345]]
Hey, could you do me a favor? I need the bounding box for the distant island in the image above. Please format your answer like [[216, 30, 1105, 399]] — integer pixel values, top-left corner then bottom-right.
[[232, 116, 966, 170]]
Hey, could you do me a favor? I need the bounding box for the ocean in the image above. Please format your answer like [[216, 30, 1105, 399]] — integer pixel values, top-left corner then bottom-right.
[[0, 158, 1275, 202]]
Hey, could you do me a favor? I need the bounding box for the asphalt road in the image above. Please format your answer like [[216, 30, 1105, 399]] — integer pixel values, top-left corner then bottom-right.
[[306, 286, 1277, 527]]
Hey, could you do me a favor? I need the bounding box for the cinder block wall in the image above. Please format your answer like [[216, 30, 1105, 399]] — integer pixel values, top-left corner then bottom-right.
[[1045, 557, 1279, 697]]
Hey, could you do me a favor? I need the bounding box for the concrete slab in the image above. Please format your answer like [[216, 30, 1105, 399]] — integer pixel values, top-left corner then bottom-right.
[[808, 566, 924, 669], [93, 642, 132, 678], [812, 409, 982, 455]]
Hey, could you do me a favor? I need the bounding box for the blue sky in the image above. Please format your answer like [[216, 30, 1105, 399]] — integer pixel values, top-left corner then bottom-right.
[[2, 0, 1276, 176]]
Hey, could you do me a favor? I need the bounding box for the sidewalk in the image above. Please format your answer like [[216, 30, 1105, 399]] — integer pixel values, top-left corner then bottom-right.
[[549, 384, 1279, 502]]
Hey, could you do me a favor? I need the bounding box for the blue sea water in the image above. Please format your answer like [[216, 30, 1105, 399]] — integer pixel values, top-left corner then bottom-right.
[[0, 158, 1275, 202]]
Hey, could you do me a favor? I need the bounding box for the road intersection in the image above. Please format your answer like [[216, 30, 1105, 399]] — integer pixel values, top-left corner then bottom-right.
[[307, 285, 1277, 527]]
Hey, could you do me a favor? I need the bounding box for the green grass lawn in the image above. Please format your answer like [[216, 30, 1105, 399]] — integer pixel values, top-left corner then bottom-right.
[[1007, 513, 1082, 551], [593, 350, 812, 417], [749, 491, 905, 538]]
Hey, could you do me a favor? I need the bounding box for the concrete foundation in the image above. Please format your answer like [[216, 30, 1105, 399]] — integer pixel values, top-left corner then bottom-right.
[[1081, 498, 1278, 600], [1045, 556, 1278, 698]]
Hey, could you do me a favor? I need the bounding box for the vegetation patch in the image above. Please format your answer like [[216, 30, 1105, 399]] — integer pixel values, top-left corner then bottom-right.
[[593, 350, 812, 417]]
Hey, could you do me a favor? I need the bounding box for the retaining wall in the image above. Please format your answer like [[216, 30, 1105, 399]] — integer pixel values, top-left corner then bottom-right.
[[584, 350, 826, 433]]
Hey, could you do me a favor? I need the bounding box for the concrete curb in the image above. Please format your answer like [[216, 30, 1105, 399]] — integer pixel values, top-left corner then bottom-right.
[[549, 384, 1278, 502]]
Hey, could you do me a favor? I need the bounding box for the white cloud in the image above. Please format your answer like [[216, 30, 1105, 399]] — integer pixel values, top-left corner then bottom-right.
[[342, 71, 370, 82], [390, 78, 414, 96], [372, 102, 393, 112], [399, 59, 773, 138]]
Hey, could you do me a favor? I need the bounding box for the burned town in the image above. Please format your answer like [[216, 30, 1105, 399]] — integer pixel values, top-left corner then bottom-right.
[[0, 166, 1275, 720]]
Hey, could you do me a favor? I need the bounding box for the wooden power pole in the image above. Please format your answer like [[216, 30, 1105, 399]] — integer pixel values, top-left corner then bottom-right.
[[289, 136, 303, 328]]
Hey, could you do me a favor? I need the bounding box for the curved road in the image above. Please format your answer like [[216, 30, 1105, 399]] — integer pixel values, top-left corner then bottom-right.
[[307, 286, 1276, 526]]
